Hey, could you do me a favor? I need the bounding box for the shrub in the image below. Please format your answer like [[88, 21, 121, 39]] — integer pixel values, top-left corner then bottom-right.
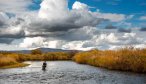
[[31, 49, 42, 55]]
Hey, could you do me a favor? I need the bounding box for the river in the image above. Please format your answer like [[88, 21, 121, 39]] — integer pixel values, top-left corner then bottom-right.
[[0, 61, 146, 84]]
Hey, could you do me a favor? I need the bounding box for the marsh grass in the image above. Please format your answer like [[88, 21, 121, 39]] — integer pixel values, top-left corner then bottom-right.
[[0, 51, 75, 68], [0, 48, 146, 73], [74, 48, 146, 73], [0, 54, 18, 67]]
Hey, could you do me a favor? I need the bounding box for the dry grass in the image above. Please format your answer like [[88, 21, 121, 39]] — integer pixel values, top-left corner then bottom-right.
[[0, 50, 76, 68], [74, 48, 146, 73], [18, 52, 75, 61], [0, 54, 18, 67], [0, 53, 29, 69], [1, 48, 146, 73]]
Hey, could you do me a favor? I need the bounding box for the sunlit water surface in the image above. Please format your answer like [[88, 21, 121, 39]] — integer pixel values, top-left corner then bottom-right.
[[0, 61, 146, 84]]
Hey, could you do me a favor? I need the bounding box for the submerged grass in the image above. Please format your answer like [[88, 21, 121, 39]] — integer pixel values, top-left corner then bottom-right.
[[0, 63, 29, 69]]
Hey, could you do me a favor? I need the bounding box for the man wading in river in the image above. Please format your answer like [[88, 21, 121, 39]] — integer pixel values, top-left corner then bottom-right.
[[42, 61, 47, 71]]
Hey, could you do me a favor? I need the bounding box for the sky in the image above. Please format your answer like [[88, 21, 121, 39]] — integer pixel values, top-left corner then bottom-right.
[[0, 0, 146, 50]]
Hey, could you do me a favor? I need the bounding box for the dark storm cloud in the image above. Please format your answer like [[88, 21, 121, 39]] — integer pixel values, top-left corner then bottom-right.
[[0, 31, 25, 38], [140, 27, 146, 31], [28, 20, 80, 32], [54, 26, 100, 41], [118, 28, 131, 33], [0, 38, 14, 44], [0, 20, 5, 27], [104, 24, 117, 29], [0, 14, 26, 39], [0, 28, 25, 44]]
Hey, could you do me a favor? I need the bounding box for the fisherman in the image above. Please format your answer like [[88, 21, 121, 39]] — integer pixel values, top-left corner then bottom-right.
[[42, 61, 47, 71]]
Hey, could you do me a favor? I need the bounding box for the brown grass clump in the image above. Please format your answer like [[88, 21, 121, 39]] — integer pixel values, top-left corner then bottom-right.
[[0, 54, 18, 67], [73, 49, 99, 64], [0, 50, 76, 68], [18, 52, 74, 61], [43, 52, 71, 60], [74, 48, 146, 73]]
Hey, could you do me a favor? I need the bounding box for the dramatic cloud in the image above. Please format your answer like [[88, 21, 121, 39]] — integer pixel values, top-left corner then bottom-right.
[[0, 14, 26, 40], [20, 26, 146, 50], [20, 26, 99, 49], [0, 0, 146, 50], [0, 25, 25, 38], [25, 0, 103, 36]]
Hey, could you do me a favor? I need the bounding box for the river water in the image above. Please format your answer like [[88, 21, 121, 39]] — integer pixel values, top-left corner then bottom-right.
[[0, 61, 146, 84]]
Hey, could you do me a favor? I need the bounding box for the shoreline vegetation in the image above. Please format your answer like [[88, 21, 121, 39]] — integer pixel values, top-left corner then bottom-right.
[[0, 47, 146, 73]]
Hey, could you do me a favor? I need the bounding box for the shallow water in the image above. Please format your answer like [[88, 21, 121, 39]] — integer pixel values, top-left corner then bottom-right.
[[0, 61, 146, 84]]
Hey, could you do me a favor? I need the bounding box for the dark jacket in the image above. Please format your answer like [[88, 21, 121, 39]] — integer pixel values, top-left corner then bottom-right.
[[43, 62, 47, 67]]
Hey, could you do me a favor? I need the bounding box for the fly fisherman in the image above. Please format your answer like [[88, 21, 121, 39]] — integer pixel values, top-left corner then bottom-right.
[[42, 61, 47, 71]]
